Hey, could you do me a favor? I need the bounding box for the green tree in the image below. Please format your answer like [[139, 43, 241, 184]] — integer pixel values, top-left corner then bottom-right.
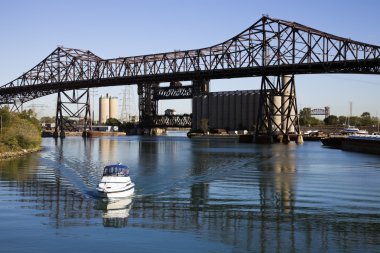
[[299, 107, 321, 126], [338, 116, 347, 125], [105, 118, 121, 126], [0, 107, 12, 128], [18, 109, 41, 130], [324, 115, 338, 125], [361, 112, 371, 118], [299, 107, 311, 126], [119, 122, 137, 132], [360, 112, 372, 126], [40, 116, 55, 123], [348, 116, 360, 126], [0, 110, 41, 152]]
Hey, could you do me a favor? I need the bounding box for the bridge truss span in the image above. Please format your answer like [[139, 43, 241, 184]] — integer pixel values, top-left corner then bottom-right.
[[1, 16, 380, 136], [2, 16, 380, 105]]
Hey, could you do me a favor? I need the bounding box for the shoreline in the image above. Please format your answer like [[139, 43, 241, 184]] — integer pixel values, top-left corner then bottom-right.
[[0, 147, 42, 160]]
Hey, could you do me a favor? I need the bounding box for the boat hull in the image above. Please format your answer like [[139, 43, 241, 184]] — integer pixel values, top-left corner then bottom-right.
[[321, 136, 346, 148], [97, 183, 135, 198], [342, 136, 380, 155]]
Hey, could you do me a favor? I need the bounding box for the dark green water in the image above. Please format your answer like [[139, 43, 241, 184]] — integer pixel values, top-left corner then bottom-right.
[[1, 134, 380, 252]]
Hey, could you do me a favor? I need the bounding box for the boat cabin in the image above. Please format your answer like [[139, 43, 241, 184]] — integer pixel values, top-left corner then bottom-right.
[[102, 164, 129, 176]]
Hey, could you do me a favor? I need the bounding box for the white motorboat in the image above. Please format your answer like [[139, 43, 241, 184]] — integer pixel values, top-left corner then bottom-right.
[[96, 164, 135, 198]]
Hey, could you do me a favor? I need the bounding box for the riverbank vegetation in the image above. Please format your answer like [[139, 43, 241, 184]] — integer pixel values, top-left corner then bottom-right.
[[0, 108, 41, 153], [299, 107, 379, 127]]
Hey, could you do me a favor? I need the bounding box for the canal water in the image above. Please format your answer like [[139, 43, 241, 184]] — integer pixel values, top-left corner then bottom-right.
[[1, 134, 380, 252]]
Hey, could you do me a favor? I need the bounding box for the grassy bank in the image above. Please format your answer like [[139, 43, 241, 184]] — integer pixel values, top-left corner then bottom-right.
[[0, 108, 42, 155]]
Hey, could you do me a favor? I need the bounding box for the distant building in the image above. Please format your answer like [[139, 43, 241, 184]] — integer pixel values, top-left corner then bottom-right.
[[99, 94, 118, 124], [129, 115, 139, 123], [165, 109, 176, 116]]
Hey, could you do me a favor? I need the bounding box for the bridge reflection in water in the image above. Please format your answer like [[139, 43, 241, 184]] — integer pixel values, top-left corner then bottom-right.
[[0, 137, 380, 251]]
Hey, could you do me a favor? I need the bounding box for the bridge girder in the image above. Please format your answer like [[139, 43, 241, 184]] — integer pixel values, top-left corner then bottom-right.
[[153, 85, 193, 100], [2, 16, 380, 104], [139, 79, 208, 128], [1, 16, 380, 136], [152, 115, 192, 128]]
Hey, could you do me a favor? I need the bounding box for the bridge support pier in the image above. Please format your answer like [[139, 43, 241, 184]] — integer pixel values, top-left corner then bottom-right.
[[54, 89, 91, 138], [191, 79, 209, 130], [255, 74, 300, 143]]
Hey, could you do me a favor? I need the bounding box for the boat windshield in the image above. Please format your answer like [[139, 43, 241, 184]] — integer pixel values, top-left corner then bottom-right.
[[102, 165, 129, 176]]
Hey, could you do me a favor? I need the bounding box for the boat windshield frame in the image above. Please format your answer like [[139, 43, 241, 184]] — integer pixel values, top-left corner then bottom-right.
[[102, 165, 129, 176]]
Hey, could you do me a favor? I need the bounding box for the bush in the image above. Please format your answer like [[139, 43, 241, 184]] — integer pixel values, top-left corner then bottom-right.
[[0, 110, 41, 152]]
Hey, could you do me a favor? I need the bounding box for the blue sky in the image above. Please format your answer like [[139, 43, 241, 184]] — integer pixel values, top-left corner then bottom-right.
[[1, 0, 380, 119]]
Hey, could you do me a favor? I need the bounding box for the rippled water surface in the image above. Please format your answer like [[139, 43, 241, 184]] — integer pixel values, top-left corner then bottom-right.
[[1, 134, 380, 252]]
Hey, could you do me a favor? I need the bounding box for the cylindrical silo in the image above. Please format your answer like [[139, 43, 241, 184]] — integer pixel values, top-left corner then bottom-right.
[[235, 92, 242, 130], [223, 92, 235, 130], [201, 95, 208, 122], [281, 75, 295, 133], [254, 92, 261, 129], [248, 92, 255, 130], [217, 93, 224, 128], [273, 95, 282, 132], [210, 94, 217, 129], [109, 96, 118, 120], [241, 92, 248, 130], [99, 94, 110, 124], [228, 93, 235, 130]]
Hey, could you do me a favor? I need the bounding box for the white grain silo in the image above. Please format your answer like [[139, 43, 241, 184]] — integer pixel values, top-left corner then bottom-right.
[[281, 75, 295, 133], [99, 94, 110, 124], [109, 96, 118, 120]]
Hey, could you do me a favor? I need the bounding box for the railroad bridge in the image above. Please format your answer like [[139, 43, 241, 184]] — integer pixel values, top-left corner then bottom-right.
[[1, 16, 380, 138]]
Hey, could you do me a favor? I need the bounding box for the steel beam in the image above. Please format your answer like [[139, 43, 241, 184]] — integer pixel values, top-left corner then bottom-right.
[[54, 89, 91, 137], [138, 83, 158, 128], [152, 115, 192, 128], [256, 75, 299, 137], [3, 16, 380, 105]]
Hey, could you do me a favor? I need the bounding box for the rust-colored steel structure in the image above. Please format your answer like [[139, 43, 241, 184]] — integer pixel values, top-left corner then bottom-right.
[[1, 16, 380, 135]]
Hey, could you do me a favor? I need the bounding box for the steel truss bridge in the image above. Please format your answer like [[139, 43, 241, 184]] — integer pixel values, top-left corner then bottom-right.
[[1, 16, 380, 137], [311, 107, 330, 118]]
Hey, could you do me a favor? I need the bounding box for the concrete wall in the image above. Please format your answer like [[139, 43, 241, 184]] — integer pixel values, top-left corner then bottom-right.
[[192, 90, 260, 131]]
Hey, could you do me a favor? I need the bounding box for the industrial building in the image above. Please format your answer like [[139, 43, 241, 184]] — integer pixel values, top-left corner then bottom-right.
[[192, 76, 298, 134], [192, 90, 260, 131], [99, 94, 118, 124]]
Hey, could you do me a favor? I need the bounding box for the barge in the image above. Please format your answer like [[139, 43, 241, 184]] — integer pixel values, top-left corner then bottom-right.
[[341, 135, 380, 155], [322, 134, 380, 155]]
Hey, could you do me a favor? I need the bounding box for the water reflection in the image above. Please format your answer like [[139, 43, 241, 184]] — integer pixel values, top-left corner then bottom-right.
[[96, 197, 133, 228], [190, 140, 211, 207], [0, 153, 39, 181], [99, 138, 118, 162], [258, 144, 296, 214], [0, 138, 380, 252]]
